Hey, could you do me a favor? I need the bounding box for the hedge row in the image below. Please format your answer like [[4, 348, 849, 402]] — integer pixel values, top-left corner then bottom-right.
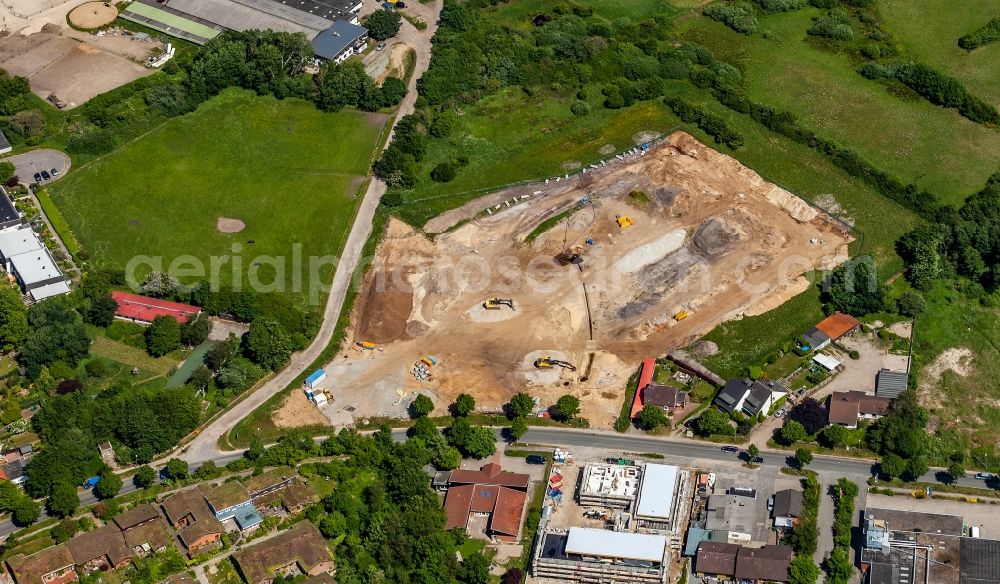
[[665, 96, 744, 150], [859, 61, 1000, 126], [709, 85, 943, 219], [703, 2, 758, 35]]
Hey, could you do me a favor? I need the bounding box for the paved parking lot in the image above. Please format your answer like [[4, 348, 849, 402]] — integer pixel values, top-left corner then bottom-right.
[[8, 149, 70, 185], [866, 493, 1000, 539]]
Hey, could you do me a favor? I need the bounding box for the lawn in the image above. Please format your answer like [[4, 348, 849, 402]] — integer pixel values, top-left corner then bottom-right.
[[677, 7, 1000, 201], [50, 88, 386, 298], [698, 282, 824, 380], [397, 95, 681, 227], [880, 0, 1000, 105]]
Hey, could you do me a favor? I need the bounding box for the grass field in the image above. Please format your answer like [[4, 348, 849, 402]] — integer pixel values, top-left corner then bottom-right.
[[50, 88, 385, 298], [880, 0, 1000, 105], [677, 8, 1000, 202]]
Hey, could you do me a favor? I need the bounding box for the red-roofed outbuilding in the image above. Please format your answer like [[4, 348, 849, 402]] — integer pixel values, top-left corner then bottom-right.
[[111, 291, 201, 324]]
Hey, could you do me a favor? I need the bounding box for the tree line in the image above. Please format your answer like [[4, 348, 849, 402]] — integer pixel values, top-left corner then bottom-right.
[[958, 16, 1000, 50], [68, 29, 404, 156]]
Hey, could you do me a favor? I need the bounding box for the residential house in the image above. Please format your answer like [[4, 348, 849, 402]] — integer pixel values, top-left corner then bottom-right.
[[695, 542, 792, 582], [827, 391, 891, 428], [161, 488, 224, 553], [67, 524, 133, 573], [243, 469, 297, 500], [444, 463, 530, 542], [202, 481, 253, 521], [740, 382, 775, 418], [0, 459, 25, 485], [114, 504, 172, 556], [714, 379, 753, 414], [771, 489, 803, 530], [232, 521, 334, 584], [5, 544, 77, 584], [641, 383, 687, 412]]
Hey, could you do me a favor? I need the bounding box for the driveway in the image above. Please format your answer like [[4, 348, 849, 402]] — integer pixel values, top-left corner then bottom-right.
[[176, 0, 444, 465], [8, 148, 70, 184]]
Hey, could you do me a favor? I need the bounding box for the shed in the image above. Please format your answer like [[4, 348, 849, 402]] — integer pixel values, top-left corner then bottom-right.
[[876, 368, 908, 398]]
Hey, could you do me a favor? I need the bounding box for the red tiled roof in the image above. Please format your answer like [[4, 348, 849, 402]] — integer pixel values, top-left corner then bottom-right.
[[814, 312, 861, 341], [491, 486, 527, 536], [449, 464, 529, 489], [444, 484, 475, 529], [630, 357, 656, 418], [470, 485, 499, 513], [111, 291, 201, 324]]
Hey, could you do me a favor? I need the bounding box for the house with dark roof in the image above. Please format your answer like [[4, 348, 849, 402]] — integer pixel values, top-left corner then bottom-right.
[[233, 521, 334, 584], [771, 489, 803, 530], [5, 544, 77, 584], [0, 458, 25, 485], [714, 379, 753, 413], [444, 463, 529, 542], [67, 524, 133, 573], [741, 382, 775, 418], [114, 504, 172, 556], [160, 488, 223, 554], [0, 130, 11, 155], [875, 368, 908, 399], [695, 542, 791, 582], [311, 20, 368, 63], [827, 391, 891, 428], [642, 383, 687, 412]]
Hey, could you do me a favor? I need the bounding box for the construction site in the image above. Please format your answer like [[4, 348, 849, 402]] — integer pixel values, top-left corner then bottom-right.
[[273, 131, 852, 428]]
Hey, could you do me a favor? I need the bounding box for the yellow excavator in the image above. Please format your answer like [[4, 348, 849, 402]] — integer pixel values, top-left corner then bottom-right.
[[534, 356, 577, 371], [484, 297, 515, 310]]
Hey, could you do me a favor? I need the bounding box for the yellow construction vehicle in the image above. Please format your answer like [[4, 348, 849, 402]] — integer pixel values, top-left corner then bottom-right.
[[484, 297, 515, 310], [355, 341, 376, 350], [674, 311, 689, 321], [534, 356, 577, 371], [616, 215, 634, 229]]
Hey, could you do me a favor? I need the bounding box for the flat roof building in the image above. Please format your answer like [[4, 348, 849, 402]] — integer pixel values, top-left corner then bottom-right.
[[532, 528, 667, 583], [706, 493, 759, 545], [876, 368, 908, 399], [0, 223, 71, 302], [112, 290, 201, 324]]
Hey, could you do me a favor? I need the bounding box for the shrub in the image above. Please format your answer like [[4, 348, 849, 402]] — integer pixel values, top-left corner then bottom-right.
[[430, 161, 458, 182], [860, 44, 881, 59], [703, 2, 758, 35], [664, 96, 744, 150], [849, 349, 860, 360], [570, 100, 591, 116], [958, 17, 1000, 50], [751, 0, 804, 13], [66, 129, 115, 155], [808, 11, 854, 41]]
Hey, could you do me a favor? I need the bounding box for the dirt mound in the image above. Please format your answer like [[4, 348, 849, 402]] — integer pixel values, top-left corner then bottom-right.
[[69, 2, 118, 29], [216, 217, 245, 233], [614, 228, 686, 274], [693, 216, 747, 257], [690, 340, 719, 358]]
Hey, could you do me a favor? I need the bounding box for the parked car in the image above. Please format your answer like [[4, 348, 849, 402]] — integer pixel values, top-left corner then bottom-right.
[[721, 446, 739, 453], [794, 389, 806, 398], [376, 42, 387, 51], [751, 456, 764, 464], [774, 408, 788, 418], [50, 168, 59, 177], [975, 472, 997, 480], [526, 455, 546, 465], [33, 172, 41, 183], [605, 457, 634, 465], [40, 170, 50, 180]]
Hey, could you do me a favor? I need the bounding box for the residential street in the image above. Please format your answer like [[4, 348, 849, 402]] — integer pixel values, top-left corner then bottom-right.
[[176, 0, 444, 467]]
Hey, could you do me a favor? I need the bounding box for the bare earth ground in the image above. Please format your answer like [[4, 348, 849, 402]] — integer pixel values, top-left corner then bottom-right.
[[68, 2, 117, 29], [216, 217, 246, 234], [273, 132, 852, 430], [0, 23, 160, 107], [919, 347, 973, 411]]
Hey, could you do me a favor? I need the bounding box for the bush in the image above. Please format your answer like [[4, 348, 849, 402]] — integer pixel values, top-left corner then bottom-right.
[[959, 17, 1000, 50], [751, 0, 804, 13], [808, 11, 854, 41], [664, 96, 744, 150], [430, 161, 459, 182], [570, 100, 591, 116], [66, 129, 115, 155], [703, 2, 758, 35], [849, 349, 860, 360]]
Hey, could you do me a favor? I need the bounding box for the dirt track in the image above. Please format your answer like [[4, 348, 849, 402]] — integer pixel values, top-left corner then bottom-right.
[[274, 132, 852, 429]]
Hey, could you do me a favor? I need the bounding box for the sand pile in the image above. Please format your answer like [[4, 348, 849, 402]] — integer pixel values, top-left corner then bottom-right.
[[614, 228, 686, 274]]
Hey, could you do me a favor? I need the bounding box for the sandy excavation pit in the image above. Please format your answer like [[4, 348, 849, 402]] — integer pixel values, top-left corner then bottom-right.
[[275, 132, 852, 429]]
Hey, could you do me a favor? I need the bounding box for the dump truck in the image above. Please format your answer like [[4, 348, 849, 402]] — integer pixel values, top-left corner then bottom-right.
[[483, 297, 515, 310], [534, 356, 577, 371]]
